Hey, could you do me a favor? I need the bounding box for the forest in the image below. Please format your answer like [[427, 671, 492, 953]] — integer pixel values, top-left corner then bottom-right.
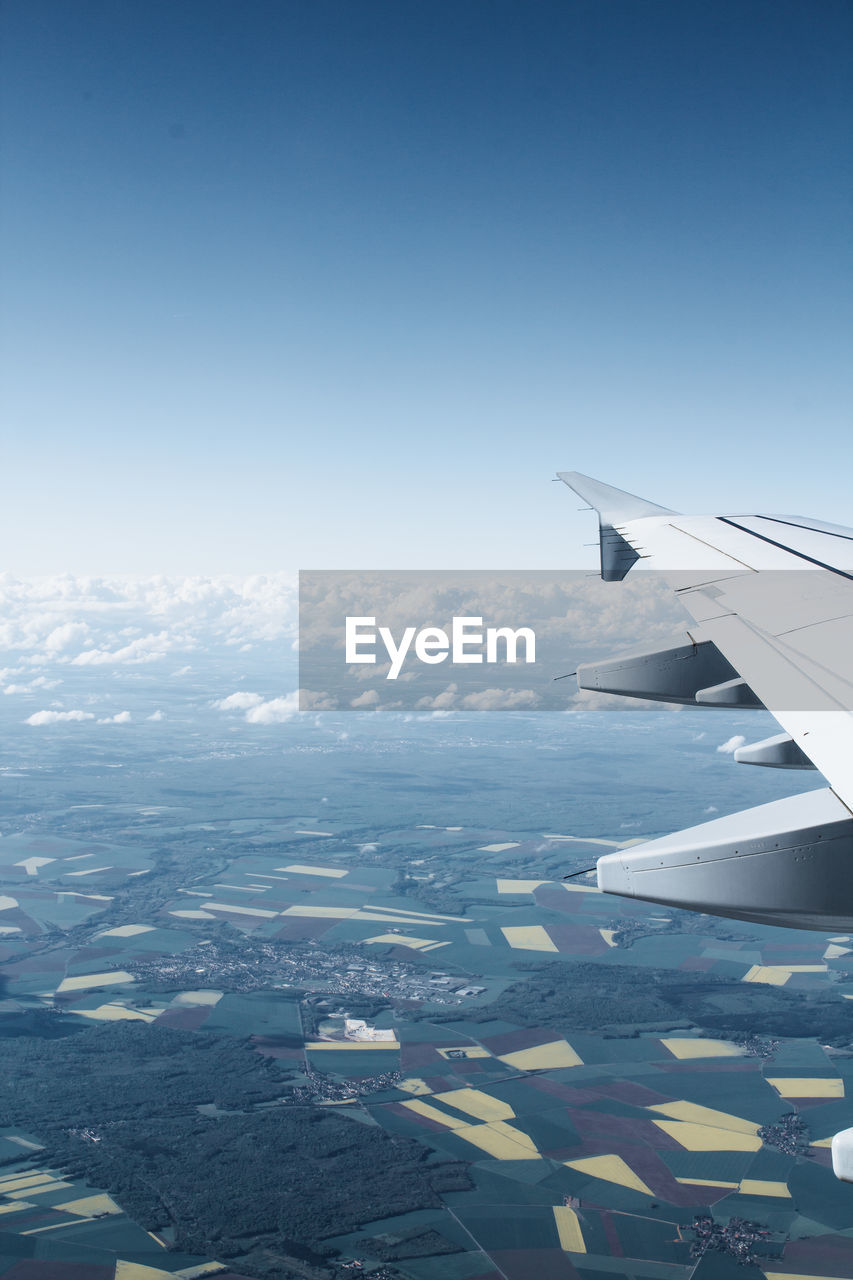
[[0, 1022, 469, 1278], [442, 960, 853, 1043]]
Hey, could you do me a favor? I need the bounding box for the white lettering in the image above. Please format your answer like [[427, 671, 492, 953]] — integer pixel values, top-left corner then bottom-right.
[[414, 627, 450, 664], [485, 626, 536, 664], [346, 617, 377, 664], [379, 625, 416, 680], [452, 616, 484, 664], [344, 616, 537, 679]]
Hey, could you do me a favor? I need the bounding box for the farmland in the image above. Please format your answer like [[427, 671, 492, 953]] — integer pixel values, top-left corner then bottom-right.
[[1, 688, 853, 1277]]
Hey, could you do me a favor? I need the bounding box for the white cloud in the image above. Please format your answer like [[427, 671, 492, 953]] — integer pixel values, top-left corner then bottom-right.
[[147, 709, 164, 721], [415, 683, 459, 711], [244, 694, 300, 723], [350, 689, 380, 708], [25, 709, 95, 726], [44, 622, 90, 652], [0, 574, 297, 666], [4, 677, 61, 695], [212, 689, 323, 720], [72, 631, 175, 666], [97, 711, 132, 724], [717, 734, 747, 754], [213, 691, 264, 711], [298, 690, 338, 712], [460, 688, 540, 710]]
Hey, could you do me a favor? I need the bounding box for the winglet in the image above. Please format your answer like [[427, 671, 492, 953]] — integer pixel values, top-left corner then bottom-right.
[[557, 471, 676, 581], [556, 472, 676, 523]]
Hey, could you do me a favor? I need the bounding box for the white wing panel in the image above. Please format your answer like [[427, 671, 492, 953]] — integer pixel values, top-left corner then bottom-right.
[[734, 516, 853, 572], [560, 472, 853, 807]]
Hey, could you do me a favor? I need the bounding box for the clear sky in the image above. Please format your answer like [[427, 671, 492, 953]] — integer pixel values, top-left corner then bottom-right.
[[2, 0, 850, 574]]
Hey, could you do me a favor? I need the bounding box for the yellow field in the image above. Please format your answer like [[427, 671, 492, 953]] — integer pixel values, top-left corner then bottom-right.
[[500, 925, 558, 952], [173, 990, 223, 1005], [675, 1177, 739, 1189], [169, 909, 214, 919], [562, 882, 600, 894], [456, 1120, 540, 1160], [565, 1154, 653, 1195], [56, 1193, 122, 1216], [9, 1180, 72, 1198], [652, 1120, 761, 1152], [496, 879, 547, 893], [357, 912, 448, 927], [95, 924, 155, 938], [174, 1265, 228, 1278], [400, 1099, 469, 1128], [661, 1038, 742, 1060], [400, 1100, 540, 1159], [437, 1046, 491, 1060], [742, 964, 827, 985], [742, 966, 793, 986], [599, 929, 617, 947], [206, 902, 278, 918], [114, 1265, 176, 1280], [480, 843, 520, 852], [764, 1274, 852, 1280], [282, 905, 358, 918], [365, 934, 448, 951], [498, 1040, 582, 1070], [364, 904, 469, 922], [739, 1180, 790, 1198], [283, 904, 451, 927], [434, 1088, 515, 1122], [542, 833, 623, 847], [0, 1173, 56, 1192], [398, 1077, 432, 1095], [767, 1077, 844, 1098], [824, 943, 851, 959], [70, 1003, 157, 1022], [648, 1101, 759, 1135], [56, 971, 135, 993], [553, 1205, 586, 1252], [279, 864, 348, 877]]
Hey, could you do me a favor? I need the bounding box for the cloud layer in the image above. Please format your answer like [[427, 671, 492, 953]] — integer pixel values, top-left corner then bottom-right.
[[0, 573, 297, 670]]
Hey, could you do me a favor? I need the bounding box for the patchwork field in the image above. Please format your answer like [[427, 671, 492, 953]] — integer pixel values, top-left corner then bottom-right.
[[2, 708, 853, 1278]]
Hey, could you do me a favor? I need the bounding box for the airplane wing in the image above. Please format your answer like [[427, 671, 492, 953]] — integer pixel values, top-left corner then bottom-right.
[[561, 471, 853, 1184], [558, 470, 853, 933]]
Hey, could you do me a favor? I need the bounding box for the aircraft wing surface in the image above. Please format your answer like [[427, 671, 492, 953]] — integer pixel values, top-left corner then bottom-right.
[[559, 471, 853, 932]]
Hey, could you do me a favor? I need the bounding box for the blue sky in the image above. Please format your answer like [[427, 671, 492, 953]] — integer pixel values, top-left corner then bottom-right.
[[2, 0, 851, 573]]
